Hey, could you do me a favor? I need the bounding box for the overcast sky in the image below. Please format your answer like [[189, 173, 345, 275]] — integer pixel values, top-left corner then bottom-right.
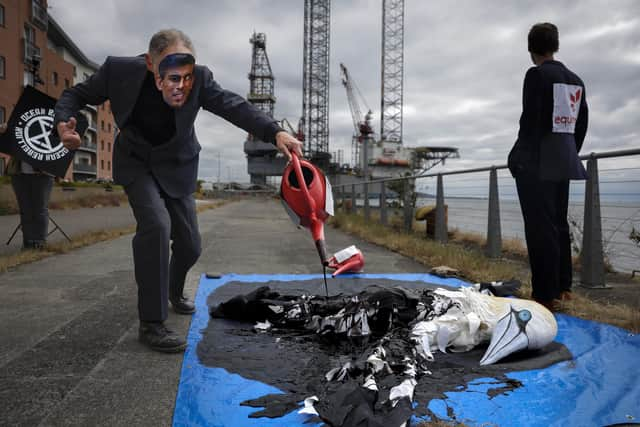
[[48, 0, 640, 183]]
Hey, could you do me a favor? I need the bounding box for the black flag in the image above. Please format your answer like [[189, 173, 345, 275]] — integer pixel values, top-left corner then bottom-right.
[[0, 85, 87, 177]]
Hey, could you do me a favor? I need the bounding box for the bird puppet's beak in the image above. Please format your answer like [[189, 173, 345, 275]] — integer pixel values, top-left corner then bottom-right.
[[480, 306, 531, 365]]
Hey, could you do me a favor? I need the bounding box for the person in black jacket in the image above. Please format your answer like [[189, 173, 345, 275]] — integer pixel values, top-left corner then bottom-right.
[[55, 29, 303, 353], [508, 23, 589, 310]]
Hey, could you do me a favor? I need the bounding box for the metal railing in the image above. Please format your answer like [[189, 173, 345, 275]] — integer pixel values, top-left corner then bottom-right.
[[31, 0, 48, 31], [332, 148, 640, 288], [73, 163, 97, 174], [79, 141, 97, 152], [22, 39, 40, 64]]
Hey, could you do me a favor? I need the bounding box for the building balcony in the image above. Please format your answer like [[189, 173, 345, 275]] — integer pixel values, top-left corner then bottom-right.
[[31, 0, 49, 31], [78, 142, 97, 152], [73, 163, 97, 174], [23, 39, 41, 65]]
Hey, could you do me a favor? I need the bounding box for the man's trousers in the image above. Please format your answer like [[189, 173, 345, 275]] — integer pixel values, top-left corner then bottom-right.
[[515, 175, 573, 301], [11, 174, 54, 246], [125, 173, 201, 322]]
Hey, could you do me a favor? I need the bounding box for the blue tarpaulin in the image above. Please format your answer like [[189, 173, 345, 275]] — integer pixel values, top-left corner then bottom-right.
[[173, 273, 640, 427]]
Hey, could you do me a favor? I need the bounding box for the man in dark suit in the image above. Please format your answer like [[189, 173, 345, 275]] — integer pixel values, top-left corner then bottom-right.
[[55, 29, 303, 352], [508, 23, 589, 310]]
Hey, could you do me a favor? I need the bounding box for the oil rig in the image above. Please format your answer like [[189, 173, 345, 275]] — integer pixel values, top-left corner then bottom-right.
[[242, 32, 284, 185], [243, 0, 459, 185]]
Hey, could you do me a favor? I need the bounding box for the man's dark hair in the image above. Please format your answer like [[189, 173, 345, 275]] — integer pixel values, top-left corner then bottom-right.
[[158, 53, 195, 78], [528, 23, 559, 55]]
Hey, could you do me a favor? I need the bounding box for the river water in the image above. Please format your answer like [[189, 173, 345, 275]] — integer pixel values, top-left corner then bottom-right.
[[350, 195, 639, 274], [415, 196, 640, 274]]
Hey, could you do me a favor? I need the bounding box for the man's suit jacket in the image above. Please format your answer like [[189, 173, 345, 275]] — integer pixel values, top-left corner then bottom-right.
[[55, 56, 283, 197], [508, 60, 588, 181]]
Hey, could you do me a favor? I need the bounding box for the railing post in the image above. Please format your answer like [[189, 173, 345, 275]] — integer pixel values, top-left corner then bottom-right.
[[435, 174, 448, 243], [403, 179, 413, 232], [364, 181, 370, 221], [581, 155, 608, 288], [351, 184, 357, 214], [486, 168, 502, 257], [380, 182, 388, 225]]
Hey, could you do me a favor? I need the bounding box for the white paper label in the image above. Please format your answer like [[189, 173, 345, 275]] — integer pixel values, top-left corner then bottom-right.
[[552, 83, 582, 134]]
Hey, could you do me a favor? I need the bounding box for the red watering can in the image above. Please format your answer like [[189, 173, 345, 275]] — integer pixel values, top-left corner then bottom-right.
[[280, 152, 334, 266]]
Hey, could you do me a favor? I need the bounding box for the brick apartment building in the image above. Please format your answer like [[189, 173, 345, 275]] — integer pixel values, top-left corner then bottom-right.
[[0, 0, 115, 181]]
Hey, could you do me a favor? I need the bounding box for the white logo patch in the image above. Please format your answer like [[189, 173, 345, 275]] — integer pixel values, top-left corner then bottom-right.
[[13, 108, 69, 161], [552, 83, 582, 134]]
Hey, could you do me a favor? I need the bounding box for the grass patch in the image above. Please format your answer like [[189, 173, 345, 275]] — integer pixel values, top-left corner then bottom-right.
[[0, 199, 232, 273], [0, 226, 136, 273], [48, 193, 129, 211], [331, 211, 640, 333], [332, 211, 528, 284]]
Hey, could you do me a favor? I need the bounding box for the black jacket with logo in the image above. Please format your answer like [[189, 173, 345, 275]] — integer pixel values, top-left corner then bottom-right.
[[508, 60, 588, 181]]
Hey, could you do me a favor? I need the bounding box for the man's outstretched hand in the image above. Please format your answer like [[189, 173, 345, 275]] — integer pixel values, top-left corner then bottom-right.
[[57, 118, 82, 151], [275, 131, 304, 162]]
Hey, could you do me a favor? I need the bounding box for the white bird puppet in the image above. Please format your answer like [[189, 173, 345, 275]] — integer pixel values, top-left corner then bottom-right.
[[410, 287, 557, 366]]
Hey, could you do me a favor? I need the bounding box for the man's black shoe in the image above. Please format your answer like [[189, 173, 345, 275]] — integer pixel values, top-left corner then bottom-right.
[[138, 321, 187, 353], [170, 296, 196, 314]]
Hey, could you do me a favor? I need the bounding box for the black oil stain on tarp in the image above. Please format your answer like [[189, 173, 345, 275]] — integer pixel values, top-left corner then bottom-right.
[[196, 278, 571, 423]]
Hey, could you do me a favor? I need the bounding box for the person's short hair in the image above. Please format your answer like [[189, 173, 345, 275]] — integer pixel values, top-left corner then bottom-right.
[[148, 29, 195, 59], [528, 23, 559, 55]]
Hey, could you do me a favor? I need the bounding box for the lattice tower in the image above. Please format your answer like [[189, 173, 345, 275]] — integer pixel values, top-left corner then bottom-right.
[[380, 0, 404, 144], [248, 32, 275, 121], [301, 0, 331, 158]]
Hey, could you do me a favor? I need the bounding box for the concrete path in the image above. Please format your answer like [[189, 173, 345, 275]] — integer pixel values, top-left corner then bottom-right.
[[0, 205, 136, 256], [0, 198, 430, 426]]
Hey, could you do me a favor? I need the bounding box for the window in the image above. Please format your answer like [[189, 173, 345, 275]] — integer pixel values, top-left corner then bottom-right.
[[101, 141, 104, 150], [101, 159, 104, 169], [107, 142, 111, 152], [101, 120, 104, 131], [0, 4, 5, 27], [0, 106, 5, 124], [107, 161, 111, 171], [52, 71, 58, 86], [0, 56, 5, 79], [108, 123, 111, 132], [64, 78, 70, 88], [73, 66, 77, 77]]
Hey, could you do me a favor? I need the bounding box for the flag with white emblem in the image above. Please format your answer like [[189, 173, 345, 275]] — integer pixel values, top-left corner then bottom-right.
[[0, 86, 87, 177]]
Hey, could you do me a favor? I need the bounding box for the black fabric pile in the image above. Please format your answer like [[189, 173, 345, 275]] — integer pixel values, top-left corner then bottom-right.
[[198, 278, 570, 427]]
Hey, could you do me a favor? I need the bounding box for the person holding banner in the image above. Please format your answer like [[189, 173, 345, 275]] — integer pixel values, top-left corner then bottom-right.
[[0, 123, 54, 250], [55, 29, 303, 353]]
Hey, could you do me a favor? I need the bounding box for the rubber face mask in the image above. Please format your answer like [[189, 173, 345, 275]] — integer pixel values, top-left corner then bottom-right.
[[156, 53, 196, 108]]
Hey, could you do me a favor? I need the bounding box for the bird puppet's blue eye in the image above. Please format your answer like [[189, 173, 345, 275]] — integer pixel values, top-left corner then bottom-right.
[[518, 310, 532, 322]]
